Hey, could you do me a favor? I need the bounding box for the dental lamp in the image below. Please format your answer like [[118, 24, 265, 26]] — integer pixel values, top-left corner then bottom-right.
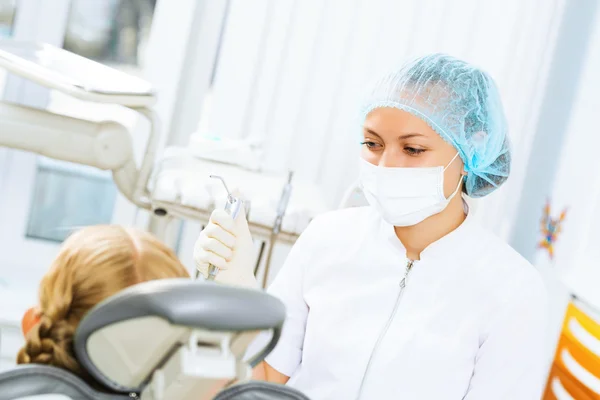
[[0, 40, 158, 209]]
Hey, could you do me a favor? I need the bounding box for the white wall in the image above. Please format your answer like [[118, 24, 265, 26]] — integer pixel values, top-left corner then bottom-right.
[[509, 0, 600, 261], [544, 4, 600, 294], [534, 3, 600, 364]]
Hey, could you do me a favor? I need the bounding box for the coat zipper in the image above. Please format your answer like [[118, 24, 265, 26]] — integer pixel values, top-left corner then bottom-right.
[[356, 259, 415, 399]]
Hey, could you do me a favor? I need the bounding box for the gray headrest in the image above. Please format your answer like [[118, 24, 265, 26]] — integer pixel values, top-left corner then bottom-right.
[[74, 279, 286, 393], [0, 365, 129, 400], [214, 382, 310, 400]]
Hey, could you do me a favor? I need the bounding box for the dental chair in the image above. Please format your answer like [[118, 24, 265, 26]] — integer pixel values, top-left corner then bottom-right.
[[0, 279, 310, 400]]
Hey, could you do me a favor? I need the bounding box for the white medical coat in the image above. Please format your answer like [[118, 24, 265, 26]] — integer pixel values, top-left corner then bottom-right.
[[256, 206, 548, 400]]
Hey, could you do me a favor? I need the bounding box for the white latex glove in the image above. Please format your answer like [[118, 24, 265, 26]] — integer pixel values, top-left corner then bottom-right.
[[194, 204, 259, 289]]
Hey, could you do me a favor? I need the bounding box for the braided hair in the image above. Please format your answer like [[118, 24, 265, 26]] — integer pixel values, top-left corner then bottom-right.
[[17, 225, 190, 382]]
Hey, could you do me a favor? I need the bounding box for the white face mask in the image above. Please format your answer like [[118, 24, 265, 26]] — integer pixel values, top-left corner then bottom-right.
[[359, 153, 463, 227]]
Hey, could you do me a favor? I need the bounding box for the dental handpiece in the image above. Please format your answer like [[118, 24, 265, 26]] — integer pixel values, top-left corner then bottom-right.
[[206, 175, 243, 281]]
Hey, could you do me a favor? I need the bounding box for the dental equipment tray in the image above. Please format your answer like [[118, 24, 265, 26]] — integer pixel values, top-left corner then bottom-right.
[[0, 41, 156, 107], [151, 147, 330, 242]]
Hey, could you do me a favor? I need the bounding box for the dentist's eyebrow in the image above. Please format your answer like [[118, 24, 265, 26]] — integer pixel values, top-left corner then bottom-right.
[[363, 128, 382, 139], [364, 128, 425, 140], [398, 133, 425, 139]]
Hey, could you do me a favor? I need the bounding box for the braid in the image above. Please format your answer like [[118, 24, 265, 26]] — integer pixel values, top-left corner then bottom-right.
[[17, 253, 83, 376], [17, 314, 82, 376]]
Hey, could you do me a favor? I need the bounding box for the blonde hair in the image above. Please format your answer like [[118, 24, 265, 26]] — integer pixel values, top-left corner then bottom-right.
[[16, 225, 190, 380]]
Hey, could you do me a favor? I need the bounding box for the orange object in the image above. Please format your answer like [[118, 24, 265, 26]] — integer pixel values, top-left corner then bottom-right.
[[21, 307, 41, 337], [542, 299, 600, 399], [563, 302, 600, 342], [556, 333, 600, 379], [543, 363, 595, 399]]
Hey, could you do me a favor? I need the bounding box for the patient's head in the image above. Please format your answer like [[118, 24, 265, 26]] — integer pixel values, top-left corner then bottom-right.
[[17, 225, 190, 379]]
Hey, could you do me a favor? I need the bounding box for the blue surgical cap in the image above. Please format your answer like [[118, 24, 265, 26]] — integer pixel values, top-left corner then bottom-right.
[[362, 53, 511, 198]]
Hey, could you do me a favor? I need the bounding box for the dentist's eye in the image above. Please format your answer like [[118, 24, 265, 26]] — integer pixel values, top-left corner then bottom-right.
[[361, 141, 382, 151], [405, 147, 425, 156]]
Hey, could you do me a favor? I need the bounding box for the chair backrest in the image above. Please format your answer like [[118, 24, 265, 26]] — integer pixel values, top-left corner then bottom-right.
[[0, 280, 305, 400], [73, 279, 285, 394], [543, 299, 600, 399], [214, 382, 310, 400], [0, 365, 130, 400]]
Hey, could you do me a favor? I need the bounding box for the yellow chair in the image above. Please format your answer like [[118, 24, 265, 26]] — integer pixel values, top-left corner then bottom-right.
[[543, 299, 600, 399]]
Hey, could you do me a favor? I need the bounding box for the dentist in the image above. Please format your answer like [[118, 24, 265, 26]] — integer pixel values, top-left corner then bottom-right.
[[194, 54, 548, 400]]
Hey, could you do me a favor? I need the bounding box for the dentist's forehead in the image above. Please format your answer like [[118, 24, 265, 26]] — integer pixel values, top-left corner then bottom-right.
[[363, 107, 438, 140]]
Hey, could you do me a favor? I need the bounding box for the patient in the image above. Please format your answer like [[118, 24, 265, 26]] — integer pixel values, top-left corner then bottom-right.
[[16, 225, 190, 383]]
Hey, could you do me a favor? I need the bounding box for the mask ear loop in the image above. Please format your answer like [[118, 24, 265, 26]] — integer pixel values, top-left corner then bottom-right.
[[443, 152, 464, 201], [443, 152, 461, 171]]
